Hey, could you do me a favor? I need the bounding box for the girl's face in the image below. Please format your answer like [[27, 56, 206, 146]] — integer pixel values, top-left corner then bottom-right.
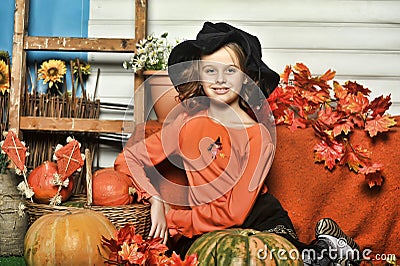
[[200, 46, 246, 106]]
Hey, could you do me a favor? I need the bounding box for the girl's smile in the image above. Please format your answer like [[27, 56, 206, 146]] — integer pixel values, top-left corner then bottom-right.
[[200, 46, 246, 106]]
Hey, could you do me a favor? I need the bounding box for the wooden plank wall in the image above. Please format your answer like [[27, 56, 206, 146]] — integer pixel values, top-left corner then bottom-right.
[[87, 0, 400, 167]]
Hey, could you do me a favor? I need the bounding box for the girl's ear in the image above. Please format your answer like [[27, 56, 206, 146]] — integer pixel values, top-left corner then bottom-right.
[[243, 78, 248, 85]]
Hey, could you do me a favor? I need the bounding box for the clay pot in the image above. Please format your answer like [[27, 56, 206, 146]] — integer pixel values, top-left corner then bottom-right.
[[144, 70, 179, 123]]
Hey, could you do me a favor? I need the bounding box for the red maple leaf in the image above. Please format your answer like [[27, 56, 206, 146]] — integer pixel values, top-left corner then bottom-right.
[[314, 140, 344, 170], [343, 81, 371, 96], [365, 115, 397, 137], [368, 94, 392, 117]]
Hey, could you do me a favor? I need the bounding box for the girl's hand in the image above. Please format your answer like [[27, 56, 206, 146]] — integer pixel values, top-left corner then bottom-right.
[[148, 196, 169, 244]]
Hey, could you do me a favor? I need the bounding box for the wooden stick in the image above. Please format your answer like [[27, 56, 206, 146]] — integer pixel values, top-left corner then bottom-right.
[[69, 60, 76, 117], [93, 68, 100, 100], [75, 58, 87, 101]]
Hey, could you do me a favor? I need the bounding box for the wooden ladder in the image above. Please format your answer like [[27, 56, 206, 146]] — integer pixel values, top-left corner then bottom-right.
[[9, 0, 148, 134]]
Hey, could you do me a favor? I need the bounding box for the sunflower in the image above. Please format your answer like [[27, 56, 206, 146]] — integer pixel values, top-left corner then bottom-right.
[[38, 59, 67, 88], [73, 61, 91, 76], [0, 60, 10, 94]]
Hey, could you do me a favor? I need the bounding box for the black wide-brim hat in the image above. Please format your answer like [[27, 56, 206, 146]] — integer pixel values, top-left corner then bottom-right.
[[167, 21, 280, 97]]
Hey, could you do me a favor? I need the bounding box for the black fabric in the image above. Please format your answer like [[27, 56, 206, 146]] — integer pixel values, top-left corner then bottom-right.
[[167, 21, 280, 96], [173, 193, 319, 259]]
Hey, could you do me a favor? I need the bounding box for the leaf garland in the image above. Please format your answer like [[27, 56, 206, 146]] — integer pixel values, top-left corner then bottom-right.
[[267, 63, 397, 187]]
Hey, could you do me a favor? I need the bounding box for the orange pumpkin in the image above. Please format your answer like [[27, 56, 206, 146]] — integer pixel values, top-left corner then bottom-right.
[[24, 209, 116, 265], [92, 168, 135, 206], [27, 161, 74, 204]]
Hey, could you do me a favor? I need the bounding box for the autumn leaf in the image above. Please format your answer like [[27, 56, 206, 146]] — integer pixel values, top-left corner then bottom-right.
[[359, 162, 384, 175], [293, 62, 311, 77], [332, 120, 354, 137], [365, 115, 397, 137], [368, 94, 392, 117], [288, 117, 308, 131], [118, 242, 146, 265], [301, 90, 330, 105], [359, 162, 384, 188], [280, 65, 292, 83], [333, 81, 348, 100], [114, 223, 140, 246], [168, 252, 199, 266], [319, 69, 336, 82], [340, 144, 370, 172], [272, 63, 395, 187], [339, 92, 369, 114], [318, 106, 341, 126], [343, 81, 371, 96], [364, 172, 383, 188], [314, 140, 344, 170]]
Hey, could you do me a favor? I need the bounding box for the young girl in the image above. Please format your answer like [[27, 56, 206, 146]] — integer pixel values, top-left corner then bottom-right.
[[115, 22, 360, 265]]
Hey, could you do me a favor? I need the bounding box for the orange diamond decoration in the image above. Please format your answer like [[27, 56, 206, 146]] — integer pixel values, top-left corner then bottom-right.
[[1, 130, 27, 171], [55, 139, 84, 180]]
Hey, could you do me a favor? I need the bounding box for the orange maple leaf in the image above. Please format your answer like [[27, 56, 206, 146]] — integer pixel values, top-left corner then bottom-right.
[[332, 120, 354, 137], [293, 62, 311, 77], [333, 81, 348, 100], [169, 252, 199, 266], [359, 162, 384, 188], [301, 90, 330, 105], [318, 106, 341, 126], [319, 69, 336, 82], [314, 140, 344, 170], [365, 115, 397, 137], [340, 92, 369, 114], [118, 242, 146, 265], [280, 65, 292, 83], [288, 117, 308, 131], [340, 144, 370, 172]]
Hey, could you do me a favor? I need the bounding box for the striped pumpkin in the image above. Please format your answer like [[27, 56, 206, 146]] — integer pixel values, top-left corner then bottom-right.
[[186, 228, 302, 266], [24, 209, 116, 265]]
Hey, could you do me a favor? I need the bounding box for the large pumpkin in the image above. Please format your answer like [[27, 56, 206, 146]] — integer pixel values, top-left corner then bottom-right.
[[27, 161, 74, 204], [92, 168, 135, 206], [186, 228, 303, 265], [24, 209, 116, 265]]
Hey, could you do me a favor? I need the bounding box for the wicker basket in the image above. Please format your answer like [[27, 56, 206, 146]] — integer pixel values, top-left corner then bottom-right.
[[24, 149, 151, 236]]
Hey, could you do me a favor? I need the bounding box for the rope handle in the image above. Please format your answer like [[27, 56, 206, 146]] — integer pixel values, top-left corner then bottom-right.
[[85, 148, 93, 206]]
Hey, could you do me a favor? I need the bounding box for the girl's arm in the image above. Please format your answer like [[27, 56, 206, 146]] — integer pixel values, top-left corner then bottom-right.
[[114, 114, 185, 201], [166, 126, 275, 238], [114, 113, 185, 242]]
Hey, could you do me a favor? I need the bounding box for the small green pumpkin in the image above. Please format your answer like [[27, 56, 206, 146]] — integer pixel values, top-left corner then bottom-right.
[[186, 228, 303, 265]]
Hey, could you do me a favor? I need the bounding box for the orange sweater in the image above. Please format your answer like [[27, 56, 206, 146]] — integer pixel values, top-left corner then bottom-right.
[[115, 111, 275, 238]]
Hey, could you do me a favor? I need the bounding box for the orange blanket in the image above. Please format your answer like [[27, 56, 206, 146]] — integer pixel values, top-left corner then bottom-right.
[[134, 118, 399, 261], [267, 117, 400, 261]]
